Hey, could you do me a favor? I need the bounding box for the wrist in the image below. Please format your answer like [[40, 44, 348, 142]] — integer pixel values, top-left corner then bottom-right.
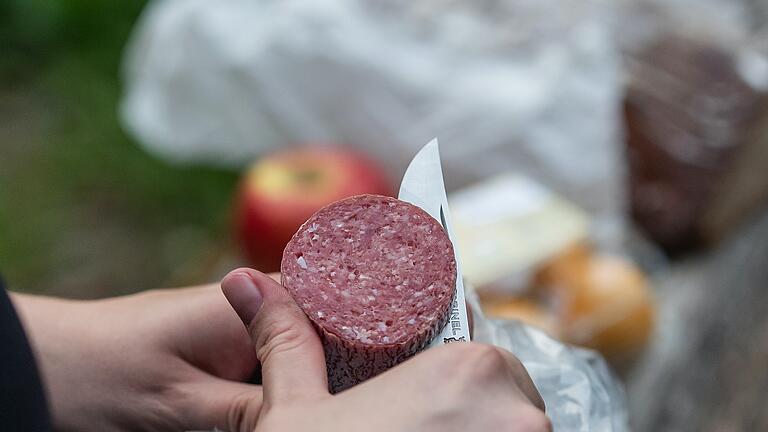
[[11, 293, 91, 431]]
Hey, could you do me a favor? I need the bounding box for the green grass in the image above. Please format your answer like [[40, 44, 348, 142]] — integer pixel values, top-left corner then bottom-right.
[[0, 0, 241, 296]]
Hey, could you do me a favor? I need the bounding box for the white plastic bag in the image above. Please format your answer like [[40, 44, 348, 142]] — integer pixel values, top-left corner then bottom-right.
[[472, 300, 629, 431], [122, 0, 624, 221]]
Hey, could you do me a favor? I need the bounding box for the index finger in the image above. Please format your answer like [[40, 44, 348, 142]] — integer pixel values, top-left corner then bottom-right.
[[496, 348, 545, 412]]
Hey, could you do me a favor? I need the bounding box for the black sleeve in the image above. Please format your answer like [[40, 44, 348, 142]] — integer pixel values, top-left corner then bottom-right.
[[0, 278, 52, 432]]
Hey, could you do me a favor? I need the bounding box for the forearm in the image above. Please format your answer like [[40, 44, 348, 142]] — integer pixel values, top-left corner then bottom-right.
[[10, 293, 83, 348], [10, 293, 83, 389], [10, 292, 187, 431], [10, 293, 99, 431]]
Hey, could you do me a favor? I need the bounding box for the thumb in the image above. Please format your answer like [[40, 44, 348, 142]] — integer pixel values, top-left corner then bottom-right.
[[222, 268, 329, 405]]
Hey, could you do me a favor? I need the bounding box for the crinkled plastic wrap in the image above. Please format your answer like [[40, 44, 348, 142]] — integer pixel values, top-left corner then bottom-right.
[[467, 291, 629, 431]]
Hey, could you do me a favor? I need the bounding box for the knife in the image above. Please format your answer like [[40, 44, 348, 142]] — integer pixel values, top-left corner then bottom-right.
[[398, 139, 471, 345]]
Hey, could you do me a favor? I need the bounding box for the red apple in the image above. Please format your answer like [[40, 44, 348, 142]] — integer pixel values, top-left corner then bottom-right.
[[235, 146, 394, 271]]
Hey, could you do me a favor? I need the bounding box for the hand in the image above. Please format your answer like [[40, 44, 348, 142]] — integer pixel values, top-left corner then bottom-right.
[[12, 284, 262, 431], [222, 268, 551, 432]]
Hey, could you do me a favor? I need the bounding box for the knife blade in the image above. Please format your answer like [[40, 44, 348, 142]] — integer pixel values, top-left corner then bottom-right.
[[398, 138, 471, 344]]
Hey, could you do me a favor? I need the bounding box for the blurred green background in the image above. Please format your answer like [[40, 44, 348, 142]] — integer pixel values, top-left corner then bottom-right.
[[0, 0, 240, 297]]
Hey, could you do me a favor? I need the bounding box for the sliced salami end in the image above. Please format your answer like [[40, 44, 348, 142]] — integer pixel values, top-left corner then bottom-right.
[[281, 194, 456, 392]]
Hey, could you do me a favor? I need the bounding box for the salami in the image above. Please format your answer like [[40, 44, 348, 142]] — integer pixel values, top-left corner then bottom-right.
[[281, 194, 456, 392]]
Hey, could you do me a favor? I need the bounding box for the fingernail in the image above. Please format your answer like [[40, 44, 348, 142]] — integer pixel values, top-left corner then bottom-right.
[[222, 272, 263, 325]]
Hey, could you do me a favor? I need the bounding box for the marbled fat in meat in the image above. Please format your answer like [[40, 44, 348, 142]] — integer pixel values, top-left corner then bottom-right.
[[281, 194, 456, 392]]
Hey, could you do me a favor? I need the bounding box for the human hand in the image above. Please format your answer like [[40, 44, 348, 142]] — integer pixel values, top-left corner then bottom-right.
[[12, 284, 262, 431], [222, 268, 550, 432]]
